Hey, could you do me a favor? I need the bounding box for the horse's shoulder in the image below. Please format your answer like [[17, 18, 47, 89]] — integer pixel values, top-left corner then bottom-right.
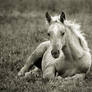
[[34, 41, 50, 55], [40, 41, 50, 45], [38, 41, 50, 48]]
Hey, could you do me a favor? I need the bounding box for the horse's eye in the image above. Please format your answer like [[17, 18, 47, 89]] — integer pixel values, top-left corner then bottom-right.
[[61, 32, 65, 36], [48, 33, 50, 36]]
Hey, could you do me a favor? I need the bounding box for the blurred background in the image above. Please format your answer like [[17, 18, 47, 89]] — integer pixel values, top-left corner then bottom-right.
[[0, 0, 92, 14]]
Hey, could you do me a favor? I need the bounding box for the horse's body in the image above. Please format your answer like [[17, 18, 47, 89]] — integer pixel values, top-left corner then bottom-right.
[[18, 12, 91, 79]]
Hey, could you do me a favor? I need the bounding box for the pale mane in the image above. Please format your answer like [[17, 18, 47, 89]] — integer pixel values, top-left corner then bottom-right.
[[64, 20, 90, 52]]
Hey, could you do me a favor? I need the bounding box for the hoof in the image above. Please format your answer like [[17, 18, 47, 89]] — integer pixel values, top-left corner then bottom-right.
[[25, 71, 39, 78], [55, 76, 63, 80], [18, 71, 25, 77]]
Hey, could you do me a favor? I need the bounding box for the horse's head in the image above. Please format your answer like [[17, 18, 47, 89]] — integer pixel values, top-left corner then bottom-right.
[[46, 12, 66, 58]]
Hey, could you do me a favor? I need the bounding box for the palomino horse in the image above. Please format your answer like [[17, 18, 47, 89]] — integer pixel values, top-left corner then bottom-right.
[[18, 12, 91, 79]]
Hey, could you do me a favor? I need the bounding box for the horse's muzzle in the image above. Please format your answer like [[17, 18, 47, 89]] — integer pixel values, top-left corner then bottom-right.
[[51, 49, 60, 58]]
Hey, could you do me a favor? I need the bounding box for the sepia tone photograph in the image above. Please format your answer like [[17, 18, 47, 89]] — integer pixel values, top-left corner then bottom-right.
[[0, 0, 92, 92]]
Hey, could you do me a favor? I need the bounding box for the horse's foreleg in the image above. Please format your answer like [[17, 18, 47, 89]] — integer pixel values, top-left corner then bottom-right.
[[18, 41, 50, 77], [24, 67, 40, 78], [43, 66, 56, 79]]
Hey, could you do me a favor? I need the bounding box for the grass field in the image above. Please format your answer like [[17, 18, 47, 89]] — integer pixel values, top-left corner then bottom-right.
[[0, 0, 92, 92]]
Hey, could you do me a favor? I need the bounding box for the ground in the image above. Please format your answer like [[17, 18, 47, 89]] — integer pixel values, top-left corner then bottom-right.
[[0, 8, 92, 92]]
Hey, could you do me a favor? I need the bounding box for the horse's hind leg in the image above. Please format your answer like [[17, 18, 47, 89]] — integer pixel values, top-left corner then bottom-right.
[[65, 73, 86, 81], [18, 41, 50, 77]]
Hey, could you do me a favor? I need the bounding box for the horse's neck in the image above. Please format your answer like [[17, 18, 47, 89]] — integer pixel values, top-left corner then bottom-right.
[[64, 31, 84, 60]]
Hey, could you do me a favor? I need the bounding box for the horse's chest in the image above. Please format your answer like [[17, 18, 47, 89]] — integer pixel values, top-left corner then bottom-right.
[[55, 59, 65, 72], [42, 49, 55, 71], [42, 48, 65, 72]]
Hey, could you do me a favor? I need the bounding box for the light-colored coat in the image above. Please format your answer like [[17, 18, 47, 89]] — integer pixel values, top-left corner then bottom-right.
[[18, 12, 91, 79]]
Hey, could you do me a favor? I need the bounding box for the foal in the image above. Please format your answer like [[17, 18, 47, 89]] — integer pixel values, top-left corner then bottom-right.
[[18, 12, 91, 79]]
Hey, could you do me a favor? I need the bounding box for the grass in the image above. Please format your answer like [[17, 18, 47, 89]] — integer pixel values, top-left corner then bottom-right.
[[0, 0, 92, 14], [0, 0, 92, 92]]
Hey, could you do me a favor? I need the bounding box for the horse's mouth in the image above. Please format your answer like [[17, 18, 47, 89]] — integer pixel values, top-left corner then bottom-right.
[[51, 50, 60, 59], [52, 54, 60, 59]]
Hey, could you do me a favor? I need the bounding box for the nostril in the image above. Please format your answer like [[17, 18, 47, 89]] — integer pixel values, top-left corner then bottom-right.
[[51, 49, 60, 58], [57, 50, 60, 54], [54, 51, 58, 55], [51, 50, 54, 55], [51, 49, 59, 55]]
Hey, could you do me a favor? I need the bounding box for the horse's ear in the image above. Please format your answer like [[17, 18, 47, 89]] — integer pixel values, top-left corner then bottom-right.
[[45, 12, 51, 23], [60, 11, 65, 23]]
